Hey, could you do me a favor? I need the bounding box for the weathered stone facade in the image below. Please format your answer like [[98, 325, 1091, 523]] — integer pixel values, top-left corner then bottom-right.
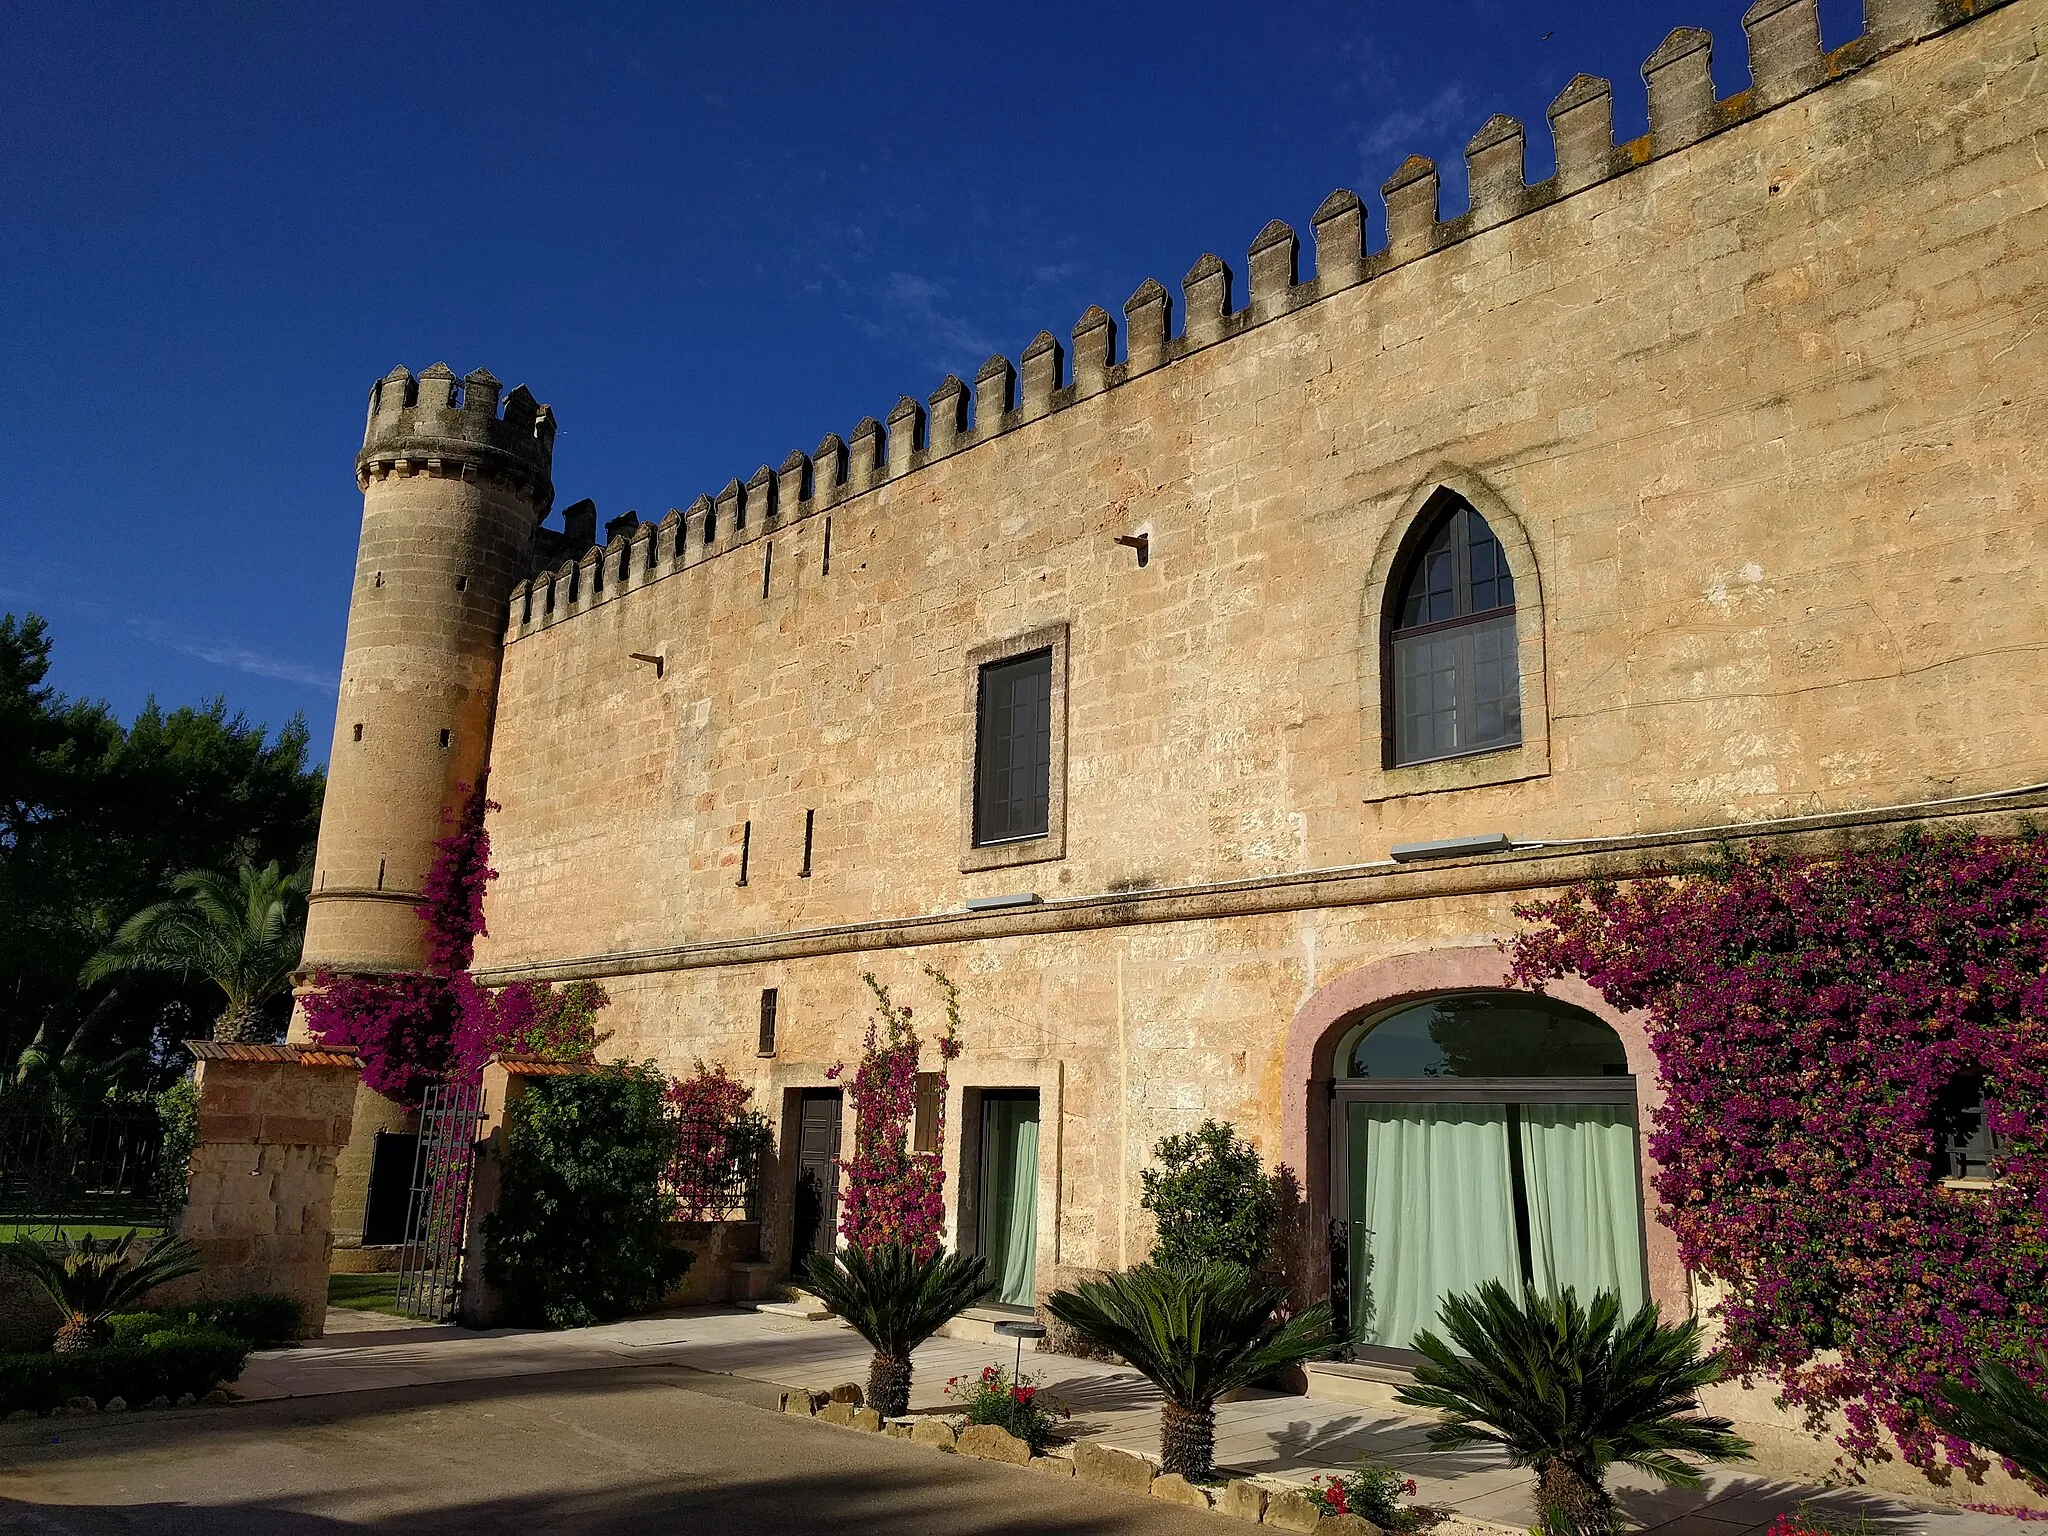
[[297, 0, 2047, 1498]]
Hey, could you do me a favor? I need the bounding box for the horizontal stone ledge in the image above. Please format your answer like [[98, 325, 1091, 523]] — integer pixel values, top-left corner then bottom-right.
[[470, 790, 2048, 985]]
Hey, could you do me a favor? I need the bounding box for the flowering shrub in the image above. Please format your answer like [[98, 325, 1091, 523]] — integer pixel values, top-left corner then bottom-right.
[[833, 967, 962, 1256], [1764, 1506, 1878, 1536], [1510, 831, 2048, 1480], [944, 1362, 1068, 1452], [450, 976, 610, 1076], [304, 782, 613, 1106], [1307, 1461, 1420, 1527], [301, 969, 456, 1106], [665, 1061, 771, 1222]]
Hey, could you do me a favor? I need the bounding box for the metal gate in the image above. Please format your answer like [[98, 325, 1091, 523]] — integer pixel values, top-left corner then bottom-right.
[[394, 1080, 486, 1321]]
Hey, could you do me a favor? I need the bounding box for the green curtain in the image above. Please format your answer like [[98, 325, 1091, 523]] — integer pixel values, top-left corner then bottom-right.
[[1518, 1104, 1646, 1315], [1350, 1102, 1520, 1350], [980, 1096, 1040, 1307]]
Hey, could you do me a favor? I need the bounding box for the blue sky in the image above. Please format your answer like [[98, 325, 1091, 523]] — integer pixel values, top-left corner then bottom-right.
[[2, 0, 1864, 762]]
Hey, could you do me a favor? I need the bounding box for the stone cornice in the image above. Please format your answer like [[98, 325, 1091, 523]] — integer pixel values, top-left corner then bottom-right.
[[469, 786, 2048, 985]]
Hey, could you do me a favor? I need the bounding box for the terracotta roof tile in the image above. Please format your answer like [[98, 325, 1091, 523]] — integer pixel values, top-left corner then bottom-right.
[[185, 1040, 361, 1068]]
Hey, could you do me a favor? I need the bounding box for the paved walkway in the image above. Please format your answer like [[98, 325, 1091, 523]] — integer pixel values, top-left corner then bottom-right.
[[234, 1307, 2030, 1536]]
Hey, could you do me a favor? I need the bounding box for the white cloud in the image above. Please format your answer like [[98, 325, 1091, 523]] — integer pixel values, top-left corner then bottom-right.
[[131, 618, 336, 691]]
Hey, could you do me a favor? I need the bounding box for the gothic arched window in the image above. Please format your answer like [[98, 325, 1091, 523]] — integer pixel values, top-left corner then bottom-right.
[[1386, 497, 1522, 766]]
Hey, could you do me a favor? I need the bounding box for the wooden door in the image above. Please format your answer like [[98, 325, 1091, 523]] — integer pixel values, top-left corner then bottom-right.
[[794, 1090, 843, 1260]]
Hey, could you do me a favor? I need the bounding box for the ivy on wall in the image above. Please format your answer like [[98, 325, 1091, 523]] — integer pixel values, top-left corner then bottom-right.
[[1510, 830, 2048, 1481]]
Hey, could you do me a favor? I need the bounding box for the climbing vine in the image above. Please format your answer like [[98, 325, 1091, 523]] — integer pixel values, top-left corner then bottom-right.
[[831, 967, 962, 1256], [304, 781, 607, 1105], [1509, 829, 2048, 1482]]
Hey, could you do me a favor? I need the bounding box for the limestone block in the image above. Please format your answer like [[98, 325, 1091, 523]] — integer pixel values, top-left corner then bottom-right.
[[1073, 1440, 1155, 1494], [1317, 1516, 1383, 1536], [1266, 1488, 1325, 1533], [910, 1418, 958, 1448], [1031, 1454, 1075, 1476], [849, 1407, 882, 1432], [885, 1421, 912, 1439], [827, 1381, 864, 1406], [956, 1423, 1032, 1464], [1221, 1480, 1269, 1522], [817, 1401, 856, 1426], [1150, 1473, 1214, 1508], [778, 1388, 822, 1416]]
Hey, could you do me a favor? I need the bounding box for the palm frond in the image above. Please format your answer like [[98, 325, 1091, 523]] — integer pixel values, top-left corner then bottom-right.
[[1931, 1356, 2048, 1484], [1044, 1261, 1338, 1412], [802, 1244, 989, 1359], [3, 1231, 201, 1324], [1396, 1281, 1750, 1486]]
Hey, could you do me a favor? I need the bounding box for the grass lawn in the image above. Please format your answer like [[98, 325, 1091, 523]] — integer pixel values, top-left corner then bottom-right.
[[328, 1272, 403, 1316], [0, 1223, 165, 1243]]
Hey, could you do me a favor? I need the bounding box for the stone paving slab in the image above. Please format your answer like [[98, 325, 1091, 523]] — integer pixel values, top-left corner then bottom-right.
[[239, 1306, 2034, 1536]]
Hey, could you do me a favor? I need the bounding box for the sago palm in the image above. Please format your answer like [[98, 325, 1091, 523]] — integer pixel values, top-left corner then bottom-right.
[[1930, 1353, 2048, 1485], [5, 1230, 202, 1352], [1396, 1282, 1750, 1536], [1045, 1260, 1339, 1479], [802, 1244, 990, 1416], [81, 862, 308, 1043]]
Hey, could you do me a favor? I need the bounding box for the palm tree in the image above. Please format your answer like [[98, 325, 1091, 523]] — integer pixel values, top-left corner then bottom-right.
[[81, 862, 308, 1043], [1045, 1261, 1339, 1479], [802, 1244, 989, 1416], [1395, 1282, 1750, 1536], [4, 1229, 201, 1352], [1929, 1354, 2048, 1485]]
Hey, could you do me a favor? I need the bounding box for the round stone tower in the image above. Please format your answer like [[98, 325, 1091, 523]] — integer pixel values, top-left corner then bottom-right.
[[299, 363, 555, 982], [297, 364, 553, 1263]]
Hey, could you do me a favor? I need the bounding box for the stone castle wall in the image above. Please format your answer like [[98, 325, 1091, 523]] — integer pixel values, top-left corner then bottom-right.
[[441, 0, 2042, 1497]]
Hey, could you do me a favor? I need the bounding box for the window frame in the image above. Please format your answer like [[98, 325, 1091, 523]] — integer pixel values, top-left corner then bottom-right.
[[1362, 474, 1550, 801], [959, 623, 1069, 873], [1385, 498, 1523, 768]]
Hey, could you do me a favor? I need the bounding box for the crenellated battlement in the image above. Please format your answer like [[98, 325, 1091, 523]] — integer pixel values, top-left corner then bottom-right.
[[506, 0, 2014, 644], [359, 363, 557, 515]]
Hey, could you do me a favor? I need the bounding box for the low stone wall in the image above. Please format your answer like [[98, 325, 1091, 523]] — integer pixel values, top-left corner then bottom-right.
[[655, 1220, 762, 1307], [150, 1041, 361, 1338], [0, 1263, 59, 1353]]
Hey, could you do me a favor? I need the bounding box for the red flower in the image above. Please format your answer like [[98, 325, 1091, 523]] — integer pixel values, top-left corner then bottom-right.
[[1013, 1386, 1036, 1402], [981, 1366, 996, 1382]]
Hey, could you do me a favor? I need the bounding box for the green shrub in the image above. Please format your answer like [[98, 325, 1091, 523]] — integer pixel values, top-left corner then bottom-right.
[[1139, 1119, 1277, 1271], [0, 1326, 248, 1414], [483, 1064, 692, 1328], [155, 1076, 199, 1226], [110, 1293, 302, 1350]]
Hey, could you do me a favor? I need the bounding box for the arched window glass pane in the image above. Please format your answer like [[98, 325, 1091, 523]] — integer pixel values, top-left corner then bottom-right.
[[1388, 498, 1522, 766], [1338, 992, 1627, 1079]]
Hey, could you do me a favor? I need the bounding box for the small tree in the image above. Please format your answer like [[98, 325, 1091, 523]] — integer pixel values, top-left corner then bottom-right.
[[1397, 1283, 1750, 1536], [1140, 1119, 1278, 1271], [80, 862, 308, 1043], [482, 1064, 691, 1328], [834, 968, 961, 1256]]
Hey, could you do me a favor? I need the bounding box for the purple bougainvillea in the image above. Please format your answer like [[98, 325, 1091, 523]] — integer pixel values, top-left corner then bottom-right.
[[305, 780, 610, 1106], [1510, 830, 2048, 1482], [834, 967, 963, 1257]]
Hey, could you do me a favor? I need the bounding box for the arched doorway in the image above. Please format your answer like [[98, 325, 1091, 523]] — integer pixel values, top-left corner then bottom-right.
[[1330, 991, 1648, 1359]]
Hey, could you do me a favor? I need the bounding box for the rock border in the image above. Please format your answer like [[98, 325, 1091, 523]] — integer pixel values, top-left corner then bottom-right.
[[775, 1393, 1526, 1536]]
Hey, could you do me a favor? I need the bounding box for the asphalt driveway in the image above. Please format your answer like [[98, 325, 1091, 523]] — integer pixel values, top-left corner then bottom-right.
[[0, 1365, 1227, 1534]]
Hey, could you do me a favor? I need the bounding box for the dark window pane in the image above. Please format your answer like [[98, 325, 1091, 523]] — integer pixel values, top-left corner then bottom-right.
[[974, 649, 1053, 844], [1342, 992, 1628, 1079], [1389, 501, 1522, 766]]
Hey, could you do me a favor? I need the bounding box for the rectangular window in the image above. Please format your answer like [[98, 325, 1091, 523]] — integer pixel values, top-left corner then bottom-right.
[[974, 648, 1053, 845], [757, 988, 778, 1057], [912, 1072, 943, 1153]]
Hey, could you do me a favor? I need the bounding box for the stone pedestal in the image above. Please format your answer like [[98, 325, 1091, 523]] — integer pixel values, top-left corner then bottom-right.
[[153, 1042, 362, 1337]]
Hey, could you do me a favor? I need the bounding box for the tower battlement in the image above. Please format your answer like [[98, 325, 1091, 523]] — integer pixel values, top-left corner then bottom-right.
[[501, 0, 2018, 644], [358, 363, 557, 516]]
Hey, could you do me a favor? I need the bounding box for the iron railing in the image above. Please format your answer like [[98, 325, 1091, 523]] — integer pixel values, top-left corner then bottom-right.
[[394, 1079, 486, 1321], [0, 1103, 166, 1228], [664, 1105, 771, 1223]]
